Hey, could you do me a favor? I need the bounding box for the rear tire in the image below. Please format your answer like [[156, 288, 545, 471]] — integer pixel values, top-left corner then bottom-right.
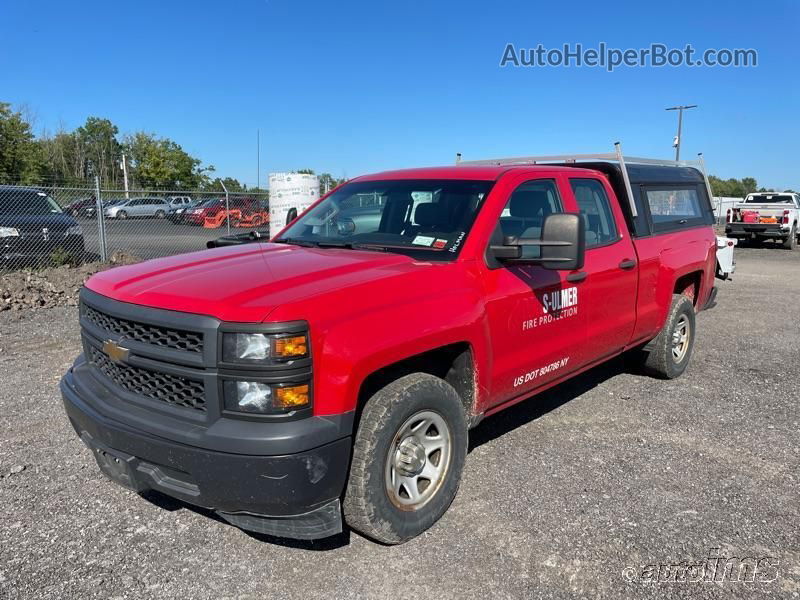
[[642, 294, 696, 379], [782, 225, 797, 249], [343, 373, 468, 544], [155, 210, 166, 219]]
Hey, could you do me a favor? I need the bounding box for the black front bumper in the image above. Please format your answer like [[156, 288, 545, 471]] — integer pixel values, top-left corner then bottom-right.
[[61, 363, 353, 540], [1, 235, 85, 262]]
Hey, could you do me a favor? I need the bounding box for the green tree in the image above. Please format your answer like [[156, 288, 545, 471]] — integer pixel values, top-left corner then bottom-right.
[[124, 132, 211, 189], [203, 176, 244, 193], [0, 102, 43, 183], [318, 172, 347, 194], [709, 175, 759, 198], [76, 117, 121, 185]]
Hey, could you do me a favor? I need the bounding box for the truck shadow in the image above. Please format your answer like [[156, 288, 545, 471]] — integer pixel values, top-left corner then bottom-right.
[[468, 356, 627, 452]]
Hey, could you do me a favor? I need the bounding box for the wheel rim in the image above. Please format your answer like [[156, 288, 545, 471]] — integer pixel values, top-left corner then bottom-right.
[[384, 410, 451, 511], [671, 314, 691, 363]]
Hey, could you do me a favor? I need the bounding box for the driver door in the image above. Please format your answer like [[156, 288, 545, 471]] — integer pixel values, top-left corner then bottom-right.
[[481, 174, 588, 407]]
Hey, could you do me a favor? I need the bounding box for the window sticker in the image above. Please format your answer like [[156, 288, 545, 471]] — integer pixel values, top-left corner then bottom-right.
[[433, 239, 447, 249], [412, 235, 435, 246]]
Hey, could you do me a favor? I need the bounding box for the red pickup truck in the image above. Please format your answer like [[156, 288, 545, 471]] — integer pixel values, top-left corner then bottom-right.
[[60, 148, 722, 544]]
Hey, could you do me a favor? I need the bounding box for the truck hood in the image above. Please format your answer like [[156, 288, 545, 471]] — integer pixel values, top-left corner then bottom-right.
[[85, 243, 421, 322]]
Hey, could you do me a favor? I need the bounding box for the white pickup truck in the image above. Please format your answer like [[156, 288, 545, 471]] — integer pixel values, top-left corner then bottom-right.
[[725, 192, 800, 249]]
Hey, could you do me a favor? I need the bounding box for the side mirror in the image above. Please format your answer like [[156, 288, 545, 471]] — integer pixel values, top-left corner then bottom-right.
[[490, 213, 585, 271]]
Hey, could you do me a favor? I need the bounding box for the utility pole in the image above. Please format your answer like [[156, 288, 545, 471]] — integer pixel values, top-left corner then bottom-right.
[[256, 129, 260, 190], [665, 105, 697, 161], [121, 153, 130, 199]]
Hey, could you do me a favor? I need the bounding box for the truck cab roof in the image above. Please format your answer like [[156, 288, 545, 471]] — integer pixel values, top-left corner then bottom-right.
[[355, 165, 602, 182]]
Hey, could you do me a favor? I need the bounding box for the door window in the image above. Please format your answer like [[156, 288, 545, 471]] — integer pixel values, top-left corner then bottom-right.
[[569, 178, 618, 247], [498, 179, 562, 258]]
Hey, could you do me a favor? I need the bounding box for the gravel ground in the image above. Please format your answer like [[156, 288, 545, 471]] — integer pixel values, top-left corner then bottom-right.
[[1, 246, 798, 599]]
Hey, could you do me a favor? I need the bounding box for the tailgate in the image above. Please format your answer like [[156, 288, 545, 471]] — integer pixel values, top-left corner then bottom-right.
[[735, 205, 788, 223]]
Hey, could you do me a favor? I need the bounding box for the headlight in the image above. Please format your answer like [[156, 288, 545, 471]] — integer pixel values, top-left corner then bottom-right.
[[221, 332, 308, 363], [66, 225, 82, 236], [223, 381, 310, 414], [0, 227, 20, 238]]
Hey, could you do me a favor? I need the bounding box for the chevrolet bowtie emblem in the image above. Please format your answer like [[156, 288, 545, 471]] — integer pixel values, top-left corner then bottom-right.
[[103, 339, 130, 363]]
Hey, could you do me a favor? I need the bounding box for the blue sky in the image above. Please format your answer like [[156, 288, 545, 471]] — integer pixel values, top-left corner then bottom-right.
[[2, 0, 798, 190]]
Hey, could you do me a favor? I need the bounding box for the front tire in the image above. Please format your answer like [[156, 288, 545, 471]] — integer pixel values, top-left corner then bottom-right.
[[155, 210, 166, 219], [116, 210, 127, 220], [343, 373, 468, 544], [643, 294, 696, 379]]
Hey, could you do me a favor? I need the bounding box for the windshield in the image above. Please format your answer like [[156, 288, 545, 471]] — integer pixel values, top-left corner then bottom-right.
[[276, 179, 494, 259], [196, 198, 222, 207], [0, 190, 63, 215], [746, 194, 793, 203]]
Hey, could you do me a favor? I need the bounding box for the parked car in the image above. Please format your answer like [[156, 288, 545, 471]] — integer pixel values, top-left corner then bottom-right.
[[725, 192, 800, 248], [61, 147, 730, 545], [183, 197, 263, 226], [84, 197, 126, 219], [65, 197, 97, 218], [105, 197, 170, 219], [0, 185, 85, 264], [167, 195, 193, 209], [167, 199, 202, 224]]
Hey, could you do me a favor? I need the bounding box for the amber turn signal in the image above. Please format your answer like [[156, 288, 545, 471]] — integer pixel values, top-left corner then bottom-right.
[[274, 384, 310, 409], [273, 335, 308, 358]]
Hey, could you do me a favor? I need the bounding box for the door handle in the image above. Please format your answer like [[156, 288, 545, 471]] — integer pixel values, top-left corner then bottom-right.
[[619, 259, 636, 270], [566, 271, 587, 283]]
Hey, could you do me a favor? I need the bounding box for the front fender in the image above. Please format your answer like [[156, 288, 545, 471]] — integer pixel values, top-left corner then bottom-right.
[[314, 285, 489, 415]]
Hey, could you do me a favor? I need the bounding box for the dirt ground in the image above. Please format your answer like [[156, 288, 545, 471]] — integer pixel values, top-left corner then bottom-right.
[[0, 246, 798, 599], [0, 253, 139, 311]]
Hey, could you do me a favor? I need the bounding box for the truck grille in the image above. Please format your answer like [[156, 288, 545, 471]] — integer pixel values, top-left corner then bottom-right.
[[89, 347, 206, 412], [83, 304, 204, 353]]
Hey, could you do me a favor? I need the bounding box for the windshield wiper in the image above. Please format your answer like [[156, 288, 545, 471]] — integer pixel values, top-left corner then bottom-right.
[[274, 238, 389, 252], [315, 241, 389, 252], [273, 238, 319, 248]]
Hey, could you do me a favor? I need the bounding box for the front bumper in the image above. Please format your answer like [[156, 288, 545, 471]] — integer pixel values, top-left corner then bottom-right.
[[1, 235, 85, 262], [60, 363, 353, 540]]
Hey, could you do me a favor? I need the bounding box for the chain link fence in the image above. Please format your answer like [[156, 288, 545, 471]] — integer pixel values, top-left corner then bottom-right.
[[0, 182, 270, 272]]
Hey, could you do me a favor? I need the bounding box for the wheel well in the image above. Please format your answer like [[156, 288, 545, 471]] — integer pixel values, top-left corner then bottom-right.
[[356, 343, 476, 420], [674, 272, 702, 306]]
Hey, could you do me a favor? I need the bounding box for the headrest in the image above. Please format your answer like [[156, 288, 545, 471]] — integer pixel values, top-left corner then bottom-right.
[[510, 190, 553, 219], [415, 202, 446, 227]]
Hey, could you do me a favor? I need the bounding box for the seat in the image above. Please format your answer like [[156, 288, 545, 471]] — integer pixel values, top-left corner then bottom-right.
[[407, 202, 448, 236], [501, 190, 554, 239]]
